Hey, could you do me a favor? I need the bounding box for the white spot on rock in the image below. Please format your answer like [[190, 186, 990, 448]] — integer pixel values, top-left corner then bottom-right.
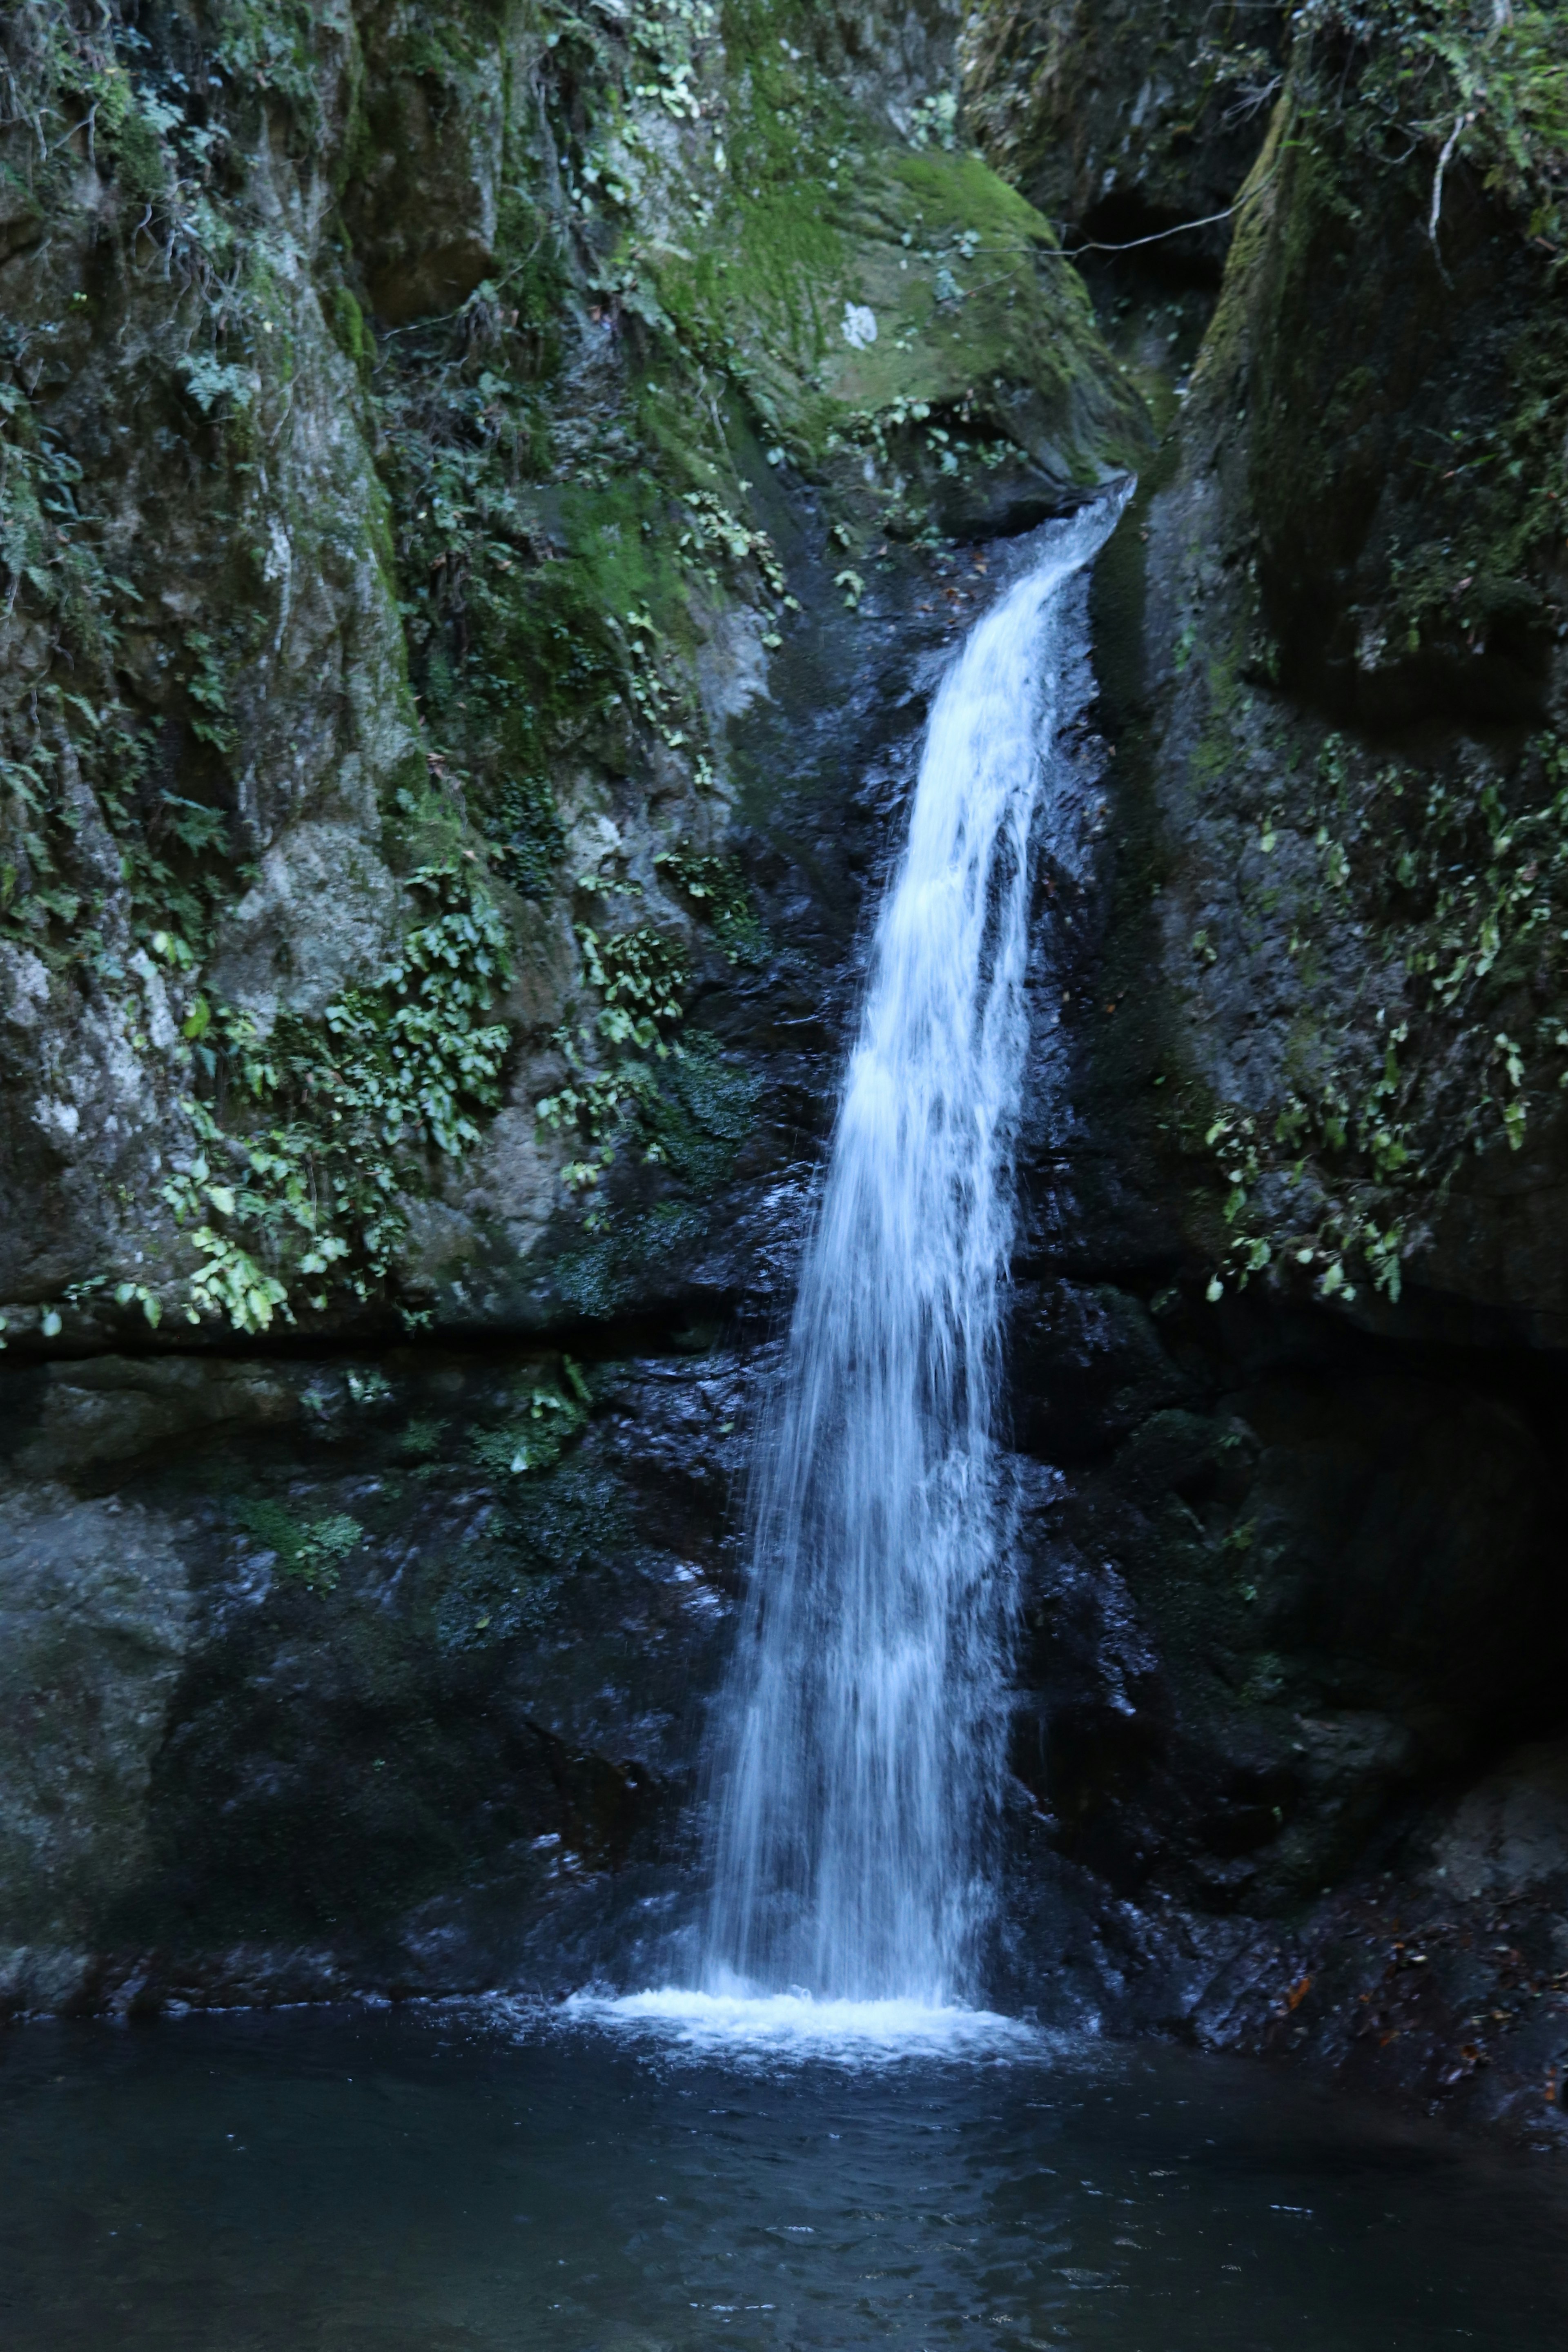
[[129, 951, 179, 1051], [0, 944, 49, 1029], [35, 1097, 81, 1142], [841, 302, 878, 350]]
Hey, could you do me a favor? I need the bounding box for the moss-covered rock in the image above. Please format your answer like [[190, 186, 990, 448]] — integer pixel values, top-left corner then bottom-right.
[[1115, 4, 1568, 1333], [1198, 80, 1567, 726], [944, 2, 1568, 2137], [639, 107, 1146, 497], [0, 0, 1148, 1352], [0, 1338, 750, 2009]]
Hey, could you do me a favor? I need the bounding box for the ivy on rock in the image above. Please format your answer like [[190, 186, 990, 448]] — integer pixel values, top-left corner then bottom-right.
[[164, 864, 512, 1334]]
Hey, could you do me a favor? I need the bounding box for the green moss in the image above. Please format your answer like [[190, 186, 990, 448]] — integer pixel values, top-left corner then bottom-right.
[[372, 327, 720, 864], [644, 135, 1143, 478], [646, 1027, 762, 1194], [1208, 18, 1568, 666], [1189, 102, 1293, 412], [535, 1018, 758, 1308], [1187, 646, 1251, 791], [615, 13, 1146, 486], [326, 283, 375, 379], [558, 474, 690, 646], [430, 1445, 635, 1651]]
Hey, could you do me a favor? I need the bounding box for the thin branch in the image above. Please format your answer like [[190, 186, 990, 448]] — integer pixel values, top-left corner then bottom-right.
[[1428, 109, 1472, 280], [48, 102, 98, 157], [1062, 156, 1285, 256]]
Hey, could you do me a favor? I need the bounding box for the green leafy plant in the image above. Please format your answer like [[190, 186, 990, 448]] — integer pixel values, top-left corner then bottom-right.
[[164, 864, 512, 1331], [469, 1359, 594, 1478], [577, 921, 689, 1047], [236, 1500, 363, 1593], [1197, 722, 1568, 1307], [656, 847, 768, 964], [535, 917, 693, 1211], [483, 772, 566, 897], [1301, 0, 1568, 258]]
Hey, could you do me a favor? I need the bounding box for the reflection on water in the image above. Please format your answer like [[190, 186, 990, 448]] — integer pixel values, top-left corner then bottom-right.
[[2, 2002, 1564, 2350]]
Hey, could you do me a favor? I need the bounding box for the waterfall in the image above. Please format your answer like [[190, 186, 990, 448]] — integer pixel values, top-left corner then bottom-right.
[[695, 492, 1130, 2013]]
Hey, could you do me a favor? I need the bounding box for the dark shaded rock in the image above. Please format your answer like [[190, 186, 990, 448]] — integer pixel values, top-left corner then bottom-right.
[[0, 1340, 747, 2015], [1010, 1280, 1187, 1461], [964, 0, 1289, 269], [977, 1, 1568, 2123]]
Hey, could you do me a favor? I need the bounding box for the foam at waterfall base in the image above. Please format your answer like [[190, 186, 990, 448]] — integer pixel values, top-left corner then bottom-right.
[[562, 1986, 1040, 2062]]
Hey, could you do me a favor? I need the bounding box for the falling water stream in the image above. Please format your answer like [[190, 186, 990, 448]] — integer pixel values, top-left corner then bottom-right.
[[607, 491, 1131, 2044]]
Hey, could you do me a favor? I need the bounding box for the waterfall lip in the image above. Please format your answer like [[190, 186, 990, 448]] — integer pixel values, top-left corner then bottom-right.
[[557, 1986, 1045, 2065], [923, 463, 1140, 548]]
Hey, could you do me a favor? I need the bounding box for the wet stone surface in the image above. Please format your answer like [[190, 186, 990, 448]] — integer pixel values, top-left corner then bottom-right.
[[0, 1343, 753, 2017]]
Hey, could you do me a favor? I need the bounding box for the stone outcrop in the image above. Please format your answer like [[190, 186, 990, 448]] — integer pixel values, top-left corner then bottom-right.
[[963, 0, 1289, 265]]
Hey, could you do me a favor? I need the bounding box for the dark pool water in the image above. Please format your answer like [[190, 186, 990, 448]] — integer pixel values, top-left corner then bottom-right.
[[2, 2001, 1565, 2350]]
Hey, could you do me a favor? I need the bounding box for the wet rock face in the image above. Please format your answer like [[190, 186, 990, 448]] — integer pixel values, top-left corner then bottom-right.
[[0, 0, 1139, 1357], [0, 1482, 189, 2013], [1220, 127, 1564, 733], [998, 1161, 1568, 2146], [0, 1342, 753, 2013], [980, 0, 1568, 2145], [1004, 1304, 1568, 1898]]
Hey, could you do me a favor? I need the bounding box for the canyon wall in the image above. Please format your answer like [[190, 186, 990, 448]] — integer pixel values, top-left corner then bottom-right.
[[4, 0, 1567, 2149]]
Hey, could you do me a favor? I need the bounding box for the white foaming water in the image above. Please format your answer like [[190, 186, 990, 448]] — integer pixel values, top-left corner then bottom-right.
[[482, 1987, 1037, 2066], [564, 1987, 1038, 2064], [603, 492, 1129, 2052]]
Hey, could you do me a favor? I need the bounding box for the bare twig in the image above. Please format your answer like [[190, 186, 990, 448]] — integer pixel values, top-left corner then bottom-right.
[[48, 102, 98, 158]]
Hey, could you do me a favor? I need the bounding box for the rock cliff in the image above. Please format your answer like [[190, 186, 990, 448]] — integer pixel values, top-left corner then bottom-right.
[[4, 0, 1568, 2154], [0, 0, 1141, 2013], [980, 0, 1568, 2149]]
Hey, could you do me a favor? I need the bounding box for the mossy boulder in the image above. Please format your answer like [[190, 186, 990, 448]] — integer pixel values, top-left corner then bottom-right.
[[599, 5, 1147, 537], [642, 141, 1147, 499], [1196, 91, 1567, 728]]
